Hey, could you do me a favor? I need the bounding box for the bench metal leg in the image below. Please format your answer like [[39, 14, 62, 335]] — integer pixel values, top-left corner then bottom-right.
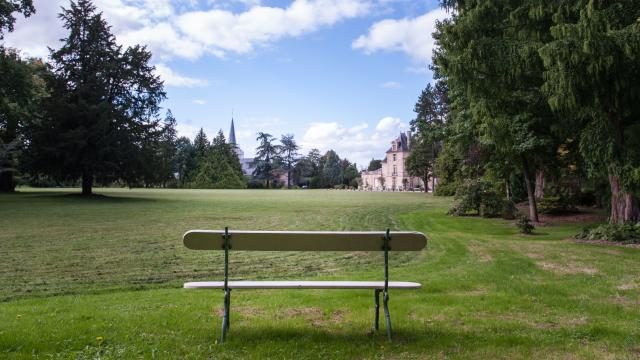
[[220, 289, 231, 343], [374, 289, 381, 331], [383, 291, 392, 341]]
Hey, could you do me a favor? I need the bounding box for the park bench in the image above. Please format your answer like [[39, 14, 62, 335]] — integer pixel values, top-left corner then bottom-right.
[[183, 228, 427, 343]]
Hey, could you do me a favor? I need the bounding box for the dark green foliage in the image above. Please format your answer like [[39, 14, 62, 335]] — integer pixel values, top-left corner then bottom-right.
[[408, 81, 448, 191], [448, 178, 513, 219], [0, 49, 45, 191], [192, 128, 210, 161], [189, 131, 245, 189], [538, 196, 578, 215], [340, 159, 359, 188], [252, 132, 277, 188], [322, 150, 342, 187], [367, 159, 382, 171], [516, 215, 535, 234], [539, 0, 640, 223], [576, 223, 640, 244], [0, 0, 34, 37], [501, 199, 517, 220], [175, 137, 196, 186], [25, 0, 165, 195], [276, 134, 299, 188], [433, 0, 564, 222]]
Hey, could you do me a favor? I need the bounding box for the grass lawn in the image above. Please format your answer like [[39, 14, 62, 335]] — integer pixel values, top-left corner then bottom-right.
[[0, 188, 638, 359]]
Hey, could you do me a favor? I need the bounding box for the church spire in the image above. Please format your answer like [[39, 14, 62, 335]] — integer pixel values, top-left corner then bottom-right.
[[229, 116, 237, 145]]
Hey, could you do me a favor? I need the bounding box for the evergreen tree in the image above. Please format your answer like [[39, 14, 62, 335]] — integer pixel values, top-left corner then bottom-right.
[[406, 136, 435, 192], [434, 0, 561, 222], [277, 134, 299, 188], [175, 136, 196, 186], [190, 130, 245, 189], [322, 150, 342, 187], [26, 0, 165, 195], [408, 81, 449, 193], [193, 128, 210, 161], [539, 0, 640, 223], [157, 110, 178, 187], [252, 132, 277, 187]]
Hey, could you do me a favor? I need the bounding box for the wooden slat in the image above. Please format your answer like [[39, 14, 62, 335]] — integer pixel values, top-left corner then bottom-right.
[[183, 230, 427, 251], [183, 281, 422, 289]]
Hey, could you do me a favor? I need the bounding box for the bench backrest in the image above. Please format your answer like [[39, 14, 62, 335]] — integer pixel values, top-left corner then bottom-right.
[[183, 230, 427, 251]]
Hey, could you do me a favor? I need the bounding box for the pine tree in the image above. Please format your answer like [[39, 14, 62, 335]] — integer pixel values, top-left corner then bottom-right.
[[322, 150, 342, 187], [252, 132, 277, 188], [539, 0, 640, 223], [26, 0, 165, 195], [276, 134, 300, 188]]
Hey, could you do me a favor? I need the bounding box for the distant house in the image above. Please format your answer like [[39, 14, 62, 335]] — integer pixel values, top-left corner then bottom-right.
[[228, 118, 255, 176], [360, 132, 430, 191]]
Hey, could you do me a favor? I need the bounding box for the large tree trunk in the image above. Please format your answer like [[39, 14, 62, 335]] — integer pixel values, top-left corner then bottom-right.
[[534, 170, 544, 199], [0, 172, 16, 192], [522, 157, 539, 222], [609, 174, 640, 224], [82, 171, 93, 196]]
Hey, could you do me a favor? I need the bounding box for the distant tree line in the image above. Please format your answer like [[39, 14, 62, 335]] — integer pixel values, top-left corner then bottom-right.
[[0, 0, 362, 194]]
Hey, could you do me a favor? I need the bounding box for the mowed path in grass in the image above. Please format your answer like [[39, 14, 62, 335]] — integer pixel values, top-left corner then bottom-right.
[[0, 189, 639, 359]]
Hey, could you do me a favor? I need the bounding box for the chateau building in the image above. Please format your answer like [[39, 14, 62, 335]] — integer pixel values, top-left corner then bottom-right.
[[228, 118, 254, 176], [360, 132, 427, 191]]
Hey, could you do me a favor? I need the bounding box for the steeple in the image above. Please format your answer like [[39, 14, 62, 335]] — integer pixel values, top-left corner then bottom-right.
[[229, 117, 237, 145]]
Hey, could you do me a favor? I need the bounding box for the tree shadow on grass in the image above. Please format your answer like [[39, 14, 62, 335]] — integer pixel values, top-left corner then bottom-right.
[[214, 323, 630, 356], [23, 191, 155, 203]]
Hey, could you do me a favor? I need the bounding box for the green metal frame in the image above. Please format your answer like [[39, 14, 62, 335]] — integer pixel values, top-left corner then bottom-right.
[[220, 227, 231, 344], [372, 228, 392, 341], [217, 227, 394, 344]]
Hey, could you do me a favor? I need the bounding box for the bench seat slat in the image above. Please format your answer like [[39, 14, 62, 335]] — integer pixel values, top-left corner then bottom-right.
[[183, 281, 421, 289], [183, 230, 427, 251]]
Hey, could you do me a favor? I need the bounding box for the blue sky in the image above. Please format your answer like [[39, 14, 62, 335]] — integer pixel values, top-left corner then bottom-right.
[[4, 0, 449, 167]]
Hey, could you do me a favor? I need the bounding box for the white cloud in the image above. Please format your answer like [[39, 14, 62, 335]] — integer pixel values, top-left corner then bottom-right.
[[4, 0, 373, 62], [375, 116, 404, 132], [176, 0, 372, 56], [301, 117, 407, 166], [192, 99, 207, 105], [352, 7, 449, 63], [155, 64, 208, 87], [381, 81, 401, 88]]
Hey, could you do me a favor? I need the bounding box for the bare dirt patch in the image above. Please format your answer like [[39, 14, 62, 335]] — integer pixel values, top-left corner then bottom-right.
[[280, 307, 347, 327], [573, 239, 640, 249], [515, 205, 606, 224], [216, 306, 265, 318], [467, 242, 493, 262], [617, 283, 638, 291], [537, 261, 598, 275], [607, 295, 640, 308]]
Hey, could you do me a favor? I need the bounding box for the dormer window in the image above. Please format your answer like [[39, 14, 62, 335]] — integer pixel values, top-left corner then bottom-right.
[[392, 143, 397, 151]]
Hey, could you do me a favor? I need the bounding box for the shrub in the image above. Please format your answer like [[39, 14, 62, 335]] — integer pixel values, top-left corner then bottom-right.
[[501, 199, 517, 220], [516, 215, 535, 234], [246, 180, 264, 189], [448, 179, 485, 215], [448, 179, 509, 218], [480, 191, 503, 218], [575, 223, 640, 243], [538, 196, 577, 215]]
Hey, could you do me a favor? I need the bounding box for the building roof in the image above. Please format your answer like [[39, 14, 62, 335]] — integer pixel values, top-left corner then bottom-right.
[[229, 118, 237, 145], [386, 132, 410, 153]]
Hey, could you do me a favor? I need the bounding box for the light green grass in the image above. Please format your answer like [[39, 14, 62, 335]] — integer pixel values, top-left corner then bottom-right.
[[0, 188, 638, 359]]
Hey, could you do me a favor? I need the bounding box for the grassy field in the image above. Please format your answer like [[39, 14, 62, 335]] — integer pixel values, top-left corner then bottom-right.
[[0, 188, 639, 359]]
